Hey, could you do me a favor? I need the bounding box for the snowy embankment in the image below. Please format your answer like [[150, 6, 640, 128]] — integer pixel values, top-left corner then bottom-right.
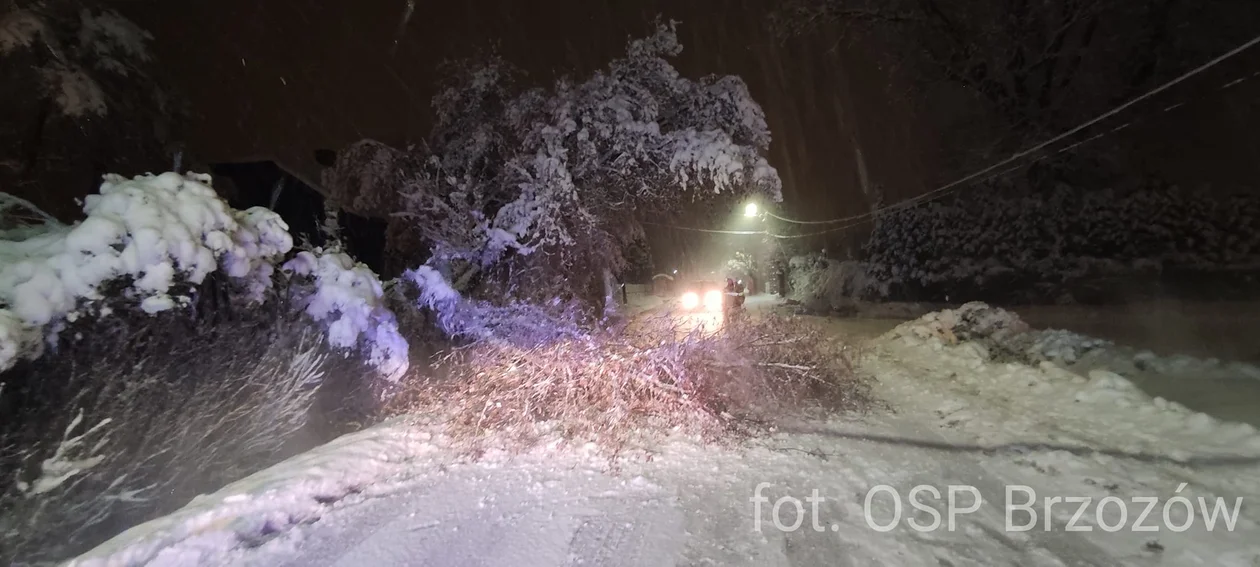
[[875, 303, 1260, 449], [893, 302, 1260, 382], [856, 303, 1260, 563], [64, 302, 1260, 566], [0, 171, 407, 378], [62, 418, 444, 567]]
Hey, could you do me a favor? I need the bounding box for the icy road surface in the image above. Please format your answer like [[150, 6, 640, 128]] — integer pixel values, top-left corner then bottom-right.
[[69, 302, 1260, 567]]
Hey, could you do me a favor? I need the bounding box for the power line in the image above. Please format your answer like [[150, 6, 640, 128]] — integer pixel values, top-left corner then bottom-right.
[[765, 159, 1030, 239], [759, 31, 1260, 230], [764, 210, 843, 225], [641, 221, 764, 235]]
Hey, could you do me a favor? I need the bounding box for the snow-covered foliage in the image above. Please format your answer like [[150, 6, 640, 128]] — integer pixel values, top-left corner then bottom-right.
[[37, 62, 106, 116], [723, 250, 756, 280], [786, 254, 889, 310], [0, 9, 46, 53], [283, 249, 409, 382], [320, 139, 412, 219], [325, 21, 781, 304], [1, 3, 153, 116], [0, 172, 292, 372], [2, 2, 179, 227], [865, 185, 1260, 300], [0, 313, 380, 564], [401, 266, 588, 347], [1, 175, 411, 562], [75, 8, 152, 75], [1, 172, 411, 381], [405, 265, 460, 311]]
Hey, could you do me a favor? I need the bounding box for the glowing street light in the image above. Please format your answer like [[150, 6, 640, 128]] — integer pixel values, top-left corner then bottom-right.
[[744, 202, 759, 217]]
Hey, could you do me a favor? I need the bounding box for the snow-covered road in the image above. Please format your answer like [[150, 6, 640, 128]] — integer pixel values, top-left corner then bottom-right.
[[68, 302, 1260, 567]]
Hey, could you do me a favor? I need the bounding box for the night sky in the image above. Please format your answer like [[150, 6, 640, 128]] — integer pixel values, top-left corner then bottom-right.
[[114, 0, 1260, 253]]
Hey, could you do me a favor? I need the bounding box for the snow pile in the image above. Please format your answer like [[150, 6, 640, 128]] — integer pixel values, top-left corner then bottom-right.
[[886, 302, 1260, 381], [0, 172, 293, 372], [866, 322, 1260, 564], [63, 419, 443, 567], [886, 302, 1028, 346], [879, 305, 1260, 448], [1023, 328, 1112, 364], [283, 250, 409, 382], [865, 184, 1260, 299]]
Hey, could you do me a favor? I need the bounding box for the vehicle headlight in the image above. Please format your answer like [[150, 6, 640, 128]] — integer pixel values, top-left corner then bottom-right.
[[703, 289, 723, 310], [681, 291, 699, 310]]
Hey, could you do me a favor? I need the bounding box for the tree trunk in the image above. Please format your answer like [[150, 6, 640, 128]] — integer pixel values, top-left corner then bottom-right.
[[602, 268, 619, 318], [321, 197, 342, 249]]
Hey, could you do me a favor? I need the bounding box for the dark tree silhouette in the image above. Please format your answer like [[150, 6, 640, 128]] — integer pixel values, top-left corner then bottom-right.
[[770, 0, 1260, 182], [0, 0, 184, 222]]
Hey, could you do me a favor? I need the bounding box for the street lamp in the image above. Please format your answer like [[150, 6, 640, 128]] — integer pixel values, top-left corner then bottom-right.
[[744, 202, 759, 217]]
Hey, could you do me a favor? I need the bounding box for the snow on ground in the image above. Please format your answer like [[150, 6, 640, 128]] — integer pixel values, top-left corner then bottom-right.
[[620, 285, 664, 316], [63, 418, 445, 567], [857, 304, 1260, 564], [64, 303, 1260, 566]]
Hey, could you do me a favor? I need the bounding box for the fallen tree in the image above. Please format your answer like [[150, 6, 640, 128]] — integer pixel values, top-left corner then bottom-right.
[[389, 309, 869, 449]]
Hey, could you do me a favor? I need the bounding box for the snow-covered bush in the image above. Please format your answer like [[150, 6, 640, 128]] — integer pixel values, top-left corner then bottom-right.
[[325, 21, 782, 309], [0, 173, 409, 563], [0, 295, 382, 564], [786, 254, 888, 310], [0, 172, 292, 372], [865, 184, 1260, 301], [1, 172, 409, 379]]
